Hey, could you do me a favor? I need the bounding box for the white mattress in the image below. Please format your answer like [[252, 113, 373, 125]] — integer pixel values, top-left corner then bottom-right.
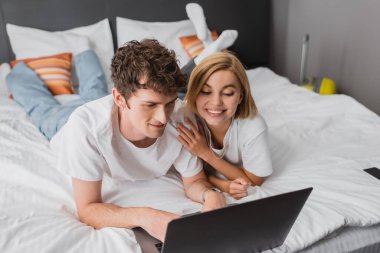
[[1, 67, 380, 253]]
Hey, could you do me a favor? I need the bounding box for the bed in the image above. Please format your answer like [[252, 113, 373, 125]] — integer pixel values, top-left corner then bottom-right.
[[1, 0, 380, 252]]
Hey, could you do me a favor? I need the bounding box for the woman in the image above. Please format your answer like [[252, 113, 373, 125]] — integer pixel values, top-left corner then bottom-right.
[[177, 52, 273, 199]]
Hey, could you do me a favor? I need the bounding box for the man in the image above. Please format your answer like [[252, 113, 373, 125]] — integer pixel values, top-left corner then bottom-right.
[[51, 39, 226, 241]]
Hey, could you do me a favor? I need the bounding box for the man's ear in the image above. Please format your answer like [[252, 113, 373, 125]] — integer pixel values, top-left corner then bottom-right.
[[112, 88, 127, 109]]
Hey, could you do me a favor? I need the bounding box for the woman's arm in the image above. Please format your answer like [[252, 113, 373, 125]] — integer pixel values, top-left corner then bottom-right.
[[202, 150, 264, 186], [177, 120, 264, 186], [208, 174, 230, 192], [208, 175, 252, 200]]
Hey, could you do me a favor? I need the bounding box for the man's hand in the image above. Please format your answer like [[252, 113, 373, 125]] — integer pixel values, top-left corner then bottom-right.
[[229, 178, 251, 200], [201, 189, 226, 212], [139, 208, 180, 242]]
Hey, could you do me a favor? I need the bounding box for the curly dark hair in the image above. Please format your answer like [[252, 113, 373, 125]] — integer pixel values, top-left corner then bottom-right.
[[111, 39, 185, 100]]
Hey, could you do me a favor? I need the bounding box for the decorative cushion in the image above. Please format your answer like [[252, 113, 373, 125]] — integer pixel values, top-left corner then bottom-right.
[[10, 53, 74, 95], [179, 31, 218, 58]]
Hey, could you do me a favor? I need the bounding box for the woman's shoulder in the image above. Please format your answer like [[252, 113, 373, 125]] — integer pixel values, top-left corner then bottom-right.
[[235, 113, 268, 138]]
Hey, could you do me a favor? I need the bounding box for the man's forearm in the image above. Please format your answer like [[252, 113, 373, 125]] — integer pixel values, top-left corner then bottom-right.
[[182, 171, 226, 211], [78, 202, 179, 241], [184, 178, 214, 203], [78, 202, 149, 229]]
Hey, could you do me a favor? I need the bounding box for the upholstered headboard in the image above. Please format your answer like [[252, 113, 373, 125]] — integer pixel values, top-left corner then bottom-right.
[[0, 0, 269, 68]]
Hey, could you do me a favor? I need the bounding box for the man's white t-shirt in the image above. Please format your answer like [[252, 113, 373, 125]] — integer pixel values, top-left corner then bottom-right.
[[50, 95, 202, 182], [202, 114, 273, 178]]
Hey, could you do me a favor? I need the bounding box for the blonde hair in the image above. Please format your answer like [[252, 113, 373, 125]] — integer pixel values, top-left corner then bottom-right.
[[184, 51, 257, 119]]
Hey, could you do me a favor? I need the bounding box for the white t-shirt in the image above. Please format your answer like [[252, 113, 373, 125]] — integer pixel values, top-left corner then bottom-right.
[[50, 95, 202, 182], [201, 114, 273, 178]]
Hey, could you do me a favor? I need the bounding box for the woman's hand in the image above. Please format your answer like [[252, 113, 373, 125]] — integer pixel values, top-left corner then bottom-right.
[[229, 178, 251, 200], [177, 118, 209, 159]]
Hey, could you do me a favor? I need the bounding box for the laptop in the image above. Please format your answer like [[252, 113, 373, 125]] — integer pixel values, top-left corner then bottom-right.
[[133, 187, 312, 253]]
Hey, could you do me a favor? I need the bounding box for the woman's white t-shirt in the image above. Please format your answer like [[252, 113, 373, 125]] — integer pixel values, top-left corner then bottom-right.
[[201, 114, 273, 178], [51, 95, 202, 182]]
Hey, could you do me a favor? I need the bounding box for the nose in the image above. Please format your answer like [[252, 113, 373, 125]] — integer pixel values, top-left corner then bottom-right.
[[155, 106, 170, 124], [210, 93, 223, 105]]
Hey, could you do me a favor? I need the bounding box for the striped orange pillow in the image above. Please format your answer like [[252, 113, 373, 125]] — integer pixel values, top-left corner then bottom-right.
[[10, 52, 74, 95], [179, 31, 218, 58]]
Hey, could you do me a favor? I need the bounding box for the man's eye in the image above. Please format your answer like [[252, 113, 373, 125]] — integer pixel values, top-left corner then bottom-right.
[[146, 104, 156, 108], [166, 101, 175, 107]]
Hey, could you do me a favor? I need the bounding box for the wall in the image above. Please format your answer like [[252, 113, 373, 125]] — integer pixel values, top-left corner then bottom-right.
[[270, 0, 380, 115]]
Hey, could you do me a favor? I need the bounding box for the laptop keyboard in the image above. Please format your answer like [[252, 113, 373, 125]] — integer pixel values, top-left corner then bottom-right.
[[155, 242, 163, 252]]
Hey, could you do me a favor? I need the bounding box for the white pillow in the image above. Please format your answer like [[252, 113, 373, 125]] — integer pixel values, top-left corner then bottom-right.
[[116, 17, 196, 67], [6, 19, 114, 92], [0, 63, 11, 97]]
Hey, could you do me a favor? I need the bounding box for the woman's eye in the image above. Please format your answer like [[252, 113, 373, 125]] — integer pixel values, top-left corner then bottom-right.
[[223, 92, 235, 96], [200, 90, 211, 95]]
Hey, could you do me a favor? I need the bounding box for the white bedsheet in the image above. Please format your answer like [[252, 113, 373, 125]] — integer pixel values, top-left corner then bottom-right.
[[1, 67, 380, 253]]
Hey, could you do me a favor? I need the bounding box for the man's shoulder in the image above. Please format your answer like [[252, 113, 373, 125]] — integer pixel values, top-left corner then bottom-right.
[[75, 94, 113, 116], [69, 95, 112, 125], [169, 99, 195, 126], [53, 95, 114, 140]]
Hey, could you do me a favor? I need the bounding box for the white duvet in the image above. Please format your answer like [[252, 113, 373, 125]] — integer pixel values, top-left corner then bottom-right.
[[1, 67, 380, 253]]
